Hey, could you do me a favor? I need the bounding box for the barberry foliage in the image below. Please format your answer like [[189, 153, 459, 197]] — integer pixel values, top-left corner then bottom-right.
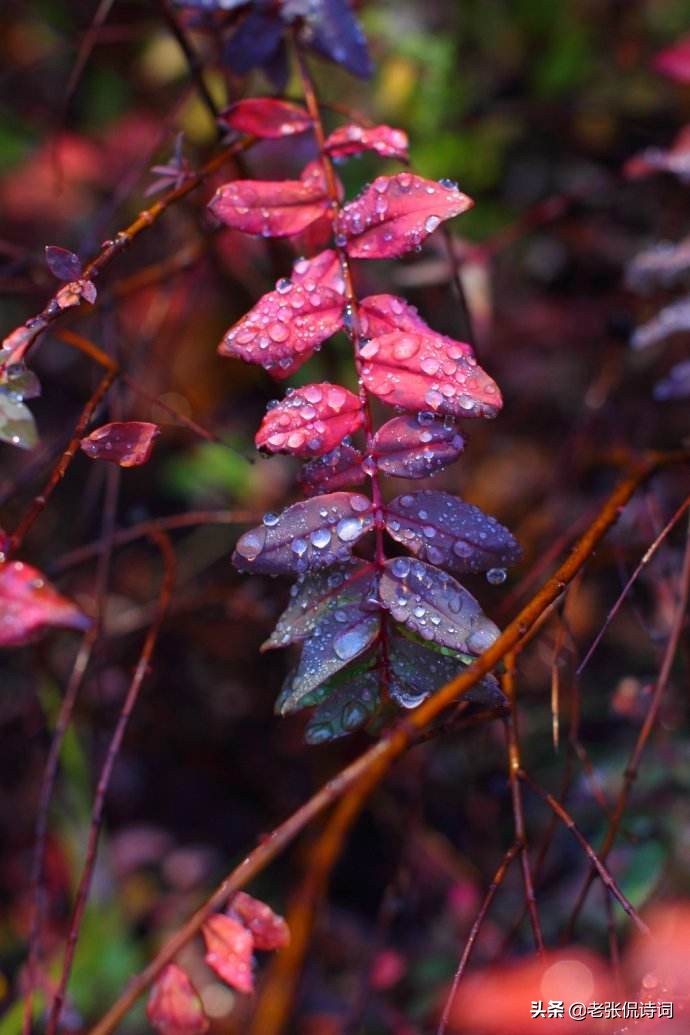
[[212, 78, 521, 741]]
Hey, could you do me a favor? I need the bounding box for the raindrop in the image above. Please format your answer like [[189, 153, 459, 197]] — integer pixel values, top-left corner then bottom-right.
[[486, 567, 507, 585]]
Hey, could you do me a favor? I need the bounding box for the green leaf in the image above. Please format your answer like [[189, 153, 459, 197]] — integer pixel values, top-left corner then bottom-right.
[[0, 389, 38, 449]]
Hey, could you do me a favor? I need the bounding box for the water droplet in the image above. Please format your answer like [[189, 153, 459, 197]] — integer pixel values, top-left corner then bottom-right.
[[311, 528, 332, 549], [424, 215, 441, 233], [336, 517, 362, 542], [486, 567, 507, 585], [236, 528, 266, 561]]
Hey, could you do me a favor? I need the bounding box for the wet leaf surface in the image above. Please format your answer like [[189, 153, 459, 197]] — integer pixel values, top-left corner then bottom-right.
[[324, 123, 409, 161], [202, 914, 254, 994], [336, 174, 472, 259], [218, 250, 345, 379], [373, 415, 465, 478], [147, 964, 208, 1035], [384, 491, 521, 574], [379, 557, 500, 654], [255, 382, 364, 459], [219, 98, 312, 138], [0, 561, 91, 647], [233, 493, 375, 576], [80, 421, 159, 467], [305, 669, 380, 743], [209, 161, 330, 238], [299, 442, 366, 496]]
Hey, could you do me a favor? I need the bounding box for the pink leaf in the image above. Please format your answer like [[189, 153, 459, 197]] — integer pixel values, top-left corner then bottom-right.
[[202, 914, 254, 994], [219, 98, 312, 138], [336, 174, 473, 258], [233, 493, 374, 576], [360, 293, 473, 358], [324, 123, 409, 161], [208, 161, 330, 238], [359, 333, 502, 419], [299, 443, 365, 496], [256, 383, 364, 458], [147, 964, 209, 1035], [229, 892, 290, 951], [80, 421, 159, 467], [0, 561, 90, 647], [653, 33, 690, 83], [372, 415, 465, 478], [218, 250, 346, 379]]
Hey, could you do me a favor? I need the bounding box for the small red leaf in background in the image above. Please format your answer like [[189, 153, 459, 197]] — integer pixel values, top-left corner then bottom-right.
[[653, 33, 690, 83], [203, 914, 254, 994], [336, 174, 473, 259], [208, 161, 330, 238], [0, 561, 90, 647], [45, 245, 82, 281], [219, 98, 312, 138], [372, 415, 464, 478], [299, 443, 365, 496], [256, 383, 364, 458], [360, 332, 501, 418], [147, 964, 209, 1035], [219, 249, 346, 378], [229, 892, 290, 951], [324, 123, 409, 161], [80, 421, 159, 467], [359, 294, 473, 357]]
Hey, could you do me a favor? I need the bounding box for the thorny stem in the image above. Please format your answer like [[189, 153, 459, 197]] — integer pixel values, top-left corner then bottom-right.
[[8, 369, 116, 556], [85, 449, 687, 1035], [294, 42, 392, 689], [566, 510, 690, 936], [437, 841, 522, 1035], [0, 137, 255, 368], [46, 532, 176, 1035]]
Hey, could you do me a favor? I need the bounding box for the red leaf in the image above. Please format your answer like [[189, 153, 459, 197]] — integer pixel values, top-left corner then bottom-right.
[[336, 174, 473, 259], [203, 914, 255, 994], [372, 415, 464, 478], [256, 383, 364, 458], [229, 892, 290, 950], [360, 294, 473, 358], [653, 33, 690, 84], [299, 443, 365, 496], [147, 964, 208, 1035], [219, 98, 312, 138], [324, 123, 409, 161], [80, 421, 159, 467], [360, 333, 502, 419], [0, 561, 90, 647], [218, 250, 346, 379], [209, 161, 330, 238]]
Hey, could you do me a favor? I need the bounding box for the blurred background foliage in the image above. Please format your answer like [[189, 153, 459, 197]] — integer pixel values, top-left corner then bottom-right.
[[0, 1, 689, 1032]]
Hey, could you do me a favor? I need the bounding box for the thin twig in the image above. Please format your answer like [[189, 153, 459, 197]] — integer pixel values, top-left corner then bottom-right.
[[518, 769, 650, 935], [503, 656, 544, 954], [566, 511, 690, 935], [437, 841, 521, 1035], [46, 532, 176, 1035], [155, 0, 220, 127], [84, 449, 687, 1035]]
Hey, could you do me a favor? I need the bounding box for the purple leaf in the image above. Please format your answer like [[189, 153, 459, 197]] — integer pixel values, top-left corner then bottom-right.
[[233, 492, 374, 576], [299, 443, 365, 497], [305, 670, 380, 743], [45, 245, 82, 281], [262, 561, 376, 650], [278, 601, 380, 712], [299, 0, 372, 79], [384, 491, 521, 575], [372, 415, 465, 478], [388, 632, 504, 710], [379, 557, 500, 655], [222, 11, 284, 76]]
